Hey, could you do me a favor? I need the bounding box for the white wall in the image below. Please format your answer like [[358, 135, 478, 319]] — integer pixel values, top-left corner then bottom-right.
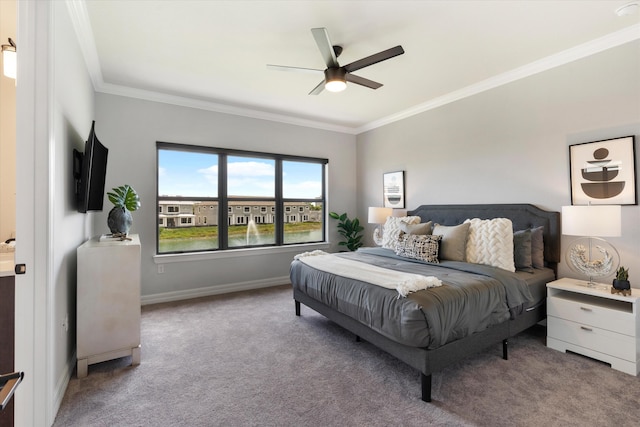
[[356, 40, 640, 283], [94, 93, 356, 300], [51, 0, 97, 416]]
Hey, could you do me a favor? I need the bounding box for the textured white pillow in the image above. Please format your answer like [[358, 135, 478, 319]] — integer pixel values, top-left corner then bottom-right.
[[381, 216, 421, 249], [464, 218, 515, 272]]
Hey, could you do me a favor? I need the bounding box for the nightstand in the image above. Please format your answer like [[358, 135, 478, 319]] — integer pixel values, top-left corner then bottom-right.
[[547, 277, 640, 376]]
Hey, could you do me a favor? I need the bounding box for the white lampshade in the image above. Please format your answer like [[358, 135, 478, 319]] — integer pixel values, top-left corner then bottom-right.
[[562, 205, 621, 237], [2, 45, 16, 79], [368, 207, 392, 224]]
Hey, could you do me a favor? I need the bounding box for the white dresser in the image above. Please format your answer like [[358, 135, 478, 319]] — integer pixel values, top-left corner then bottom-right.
[[77, 234, 141, 378], [547, 277, 639, 376]]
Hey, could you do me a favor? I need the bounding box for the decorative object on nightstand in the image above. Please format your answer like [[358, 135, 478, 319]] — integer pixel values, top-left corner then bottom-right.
[[561, 205, 621, 287], [612, 266, 631, 296], [369, 206, 392, 246]]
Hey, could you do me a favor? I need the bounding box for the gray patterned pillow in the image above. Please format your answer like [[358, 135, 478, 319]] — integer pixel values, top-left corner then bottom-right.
[[394, 232, 442, 263]]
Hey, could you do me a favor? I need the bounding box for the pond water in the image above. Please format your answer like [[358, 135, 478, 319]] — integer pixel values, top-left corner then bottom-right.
[[158, 229, 323, 253]]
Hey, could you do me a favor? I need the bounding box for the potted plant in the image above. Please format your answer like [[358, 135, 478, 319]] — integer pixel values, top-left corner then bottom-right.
[[613, 266, 630, 291], [329, 211, 364, 251], [107, 184, 141, 238]]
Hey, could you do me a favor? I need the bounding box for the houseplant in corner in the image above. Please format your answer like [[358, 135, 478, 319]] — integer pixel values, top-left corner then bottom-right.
[[329, 211, 364, 251], [107, 184, 141, 239]]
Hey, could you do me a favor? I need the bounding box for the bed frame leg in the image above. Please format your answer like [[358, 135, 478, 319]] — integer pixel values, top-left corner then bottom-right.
[[355, 335, 361, 342], [421, 373, 432, 402], [503, 339, 508, 360], [295, 300, 300, 316]]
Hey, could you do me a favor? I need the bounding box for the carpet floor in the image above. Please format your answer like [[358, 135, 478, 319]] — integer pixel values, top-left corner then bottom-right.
[[53, 284, 640, 426]]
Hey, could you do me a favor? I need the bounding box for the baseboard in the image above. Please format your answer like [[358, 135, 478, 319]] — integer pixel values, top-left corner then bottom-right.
[[140, 275, 291, 305], [53, 350, 76, 422]]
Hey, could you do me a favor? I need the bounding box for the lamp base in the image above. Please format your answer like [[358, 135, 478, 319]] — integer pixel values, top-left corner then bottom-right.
[[566, 236, 619, 285], [580, 279, 608, 291]]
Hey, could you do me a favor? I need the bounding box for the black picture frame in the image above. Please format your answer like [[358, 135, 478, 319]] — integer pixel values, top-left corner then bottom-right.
[[383, 171, 405, 209], [569, 136, 637, 205]]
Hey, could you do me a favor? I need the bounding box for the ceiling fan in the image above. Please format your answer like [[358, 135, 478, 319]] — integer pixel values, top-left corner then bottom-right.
[[267, 27, 405, 95]]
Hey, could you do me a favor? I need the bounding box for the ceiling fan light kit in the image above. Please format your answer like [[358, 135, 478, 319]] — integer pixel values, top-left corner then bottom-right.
[[267, 27, 404, 95], [324, 68, 347, 92]]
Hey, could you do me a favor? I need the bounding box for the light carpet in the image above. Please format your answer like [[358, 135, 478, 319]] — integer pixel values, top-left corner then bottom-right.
[[53, 285, 640, 426]]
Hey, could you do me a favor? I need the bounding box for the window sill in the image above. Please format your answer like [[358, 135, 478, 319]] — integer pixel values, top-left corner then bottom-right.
[[152, 242, 330, 264]]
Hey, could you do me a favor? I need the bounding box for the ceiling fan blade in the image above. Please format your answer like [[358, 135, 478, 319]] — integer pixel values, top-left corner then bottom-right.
[[308, 80, 325, 95], [345, 73, 383, 90], [266, 64, 324, 74], [343, 45, 405, 73], [311, 27, 339, 68]]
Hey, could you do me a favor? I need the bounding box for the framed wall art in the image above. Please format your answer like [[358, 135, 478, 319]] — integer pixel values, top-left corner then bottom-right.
[[569, 136, 637, 205], [383, 171, 405, 209]]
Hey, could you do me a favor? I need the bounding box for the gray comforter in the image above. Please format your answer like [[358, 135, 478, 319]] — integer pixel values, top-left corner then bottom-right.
[[290, 247, 533, 349]]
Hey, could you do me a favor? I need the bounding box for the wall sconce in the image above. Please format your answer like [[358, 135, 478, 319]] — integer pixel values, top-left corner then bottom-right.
[[2, 38, 17, 80], [562, 205, 621, 287], [369, 206, 392, 246]]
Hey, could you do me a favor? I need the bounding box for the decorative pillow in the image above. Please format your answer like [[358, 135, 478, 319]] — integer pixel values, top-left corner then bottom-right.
[[531, 226, 545, 269], [394, 232, 441, 263], [400, 221, 433, 236], [513, 229, 534, 273], [464, 218, 515, 272], [432, 222, 471, 261], [381, 216, 421, 249]]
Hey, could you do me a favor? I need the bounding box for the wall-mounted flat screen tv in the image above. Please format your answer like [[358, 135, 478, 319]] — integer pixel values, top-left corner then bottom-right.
[[73, 121, 108, 213]]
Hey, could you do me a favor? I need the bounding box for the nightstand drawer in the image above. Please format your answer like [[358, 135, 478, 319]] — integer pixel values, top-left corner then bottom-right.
[[548, 295, 636, 336], [547, 316, 637, 362]]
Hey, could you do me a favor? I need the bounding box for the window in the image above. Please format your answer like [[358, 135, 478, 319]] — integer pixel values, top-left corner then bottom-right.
[[157, 143, 326, 254]]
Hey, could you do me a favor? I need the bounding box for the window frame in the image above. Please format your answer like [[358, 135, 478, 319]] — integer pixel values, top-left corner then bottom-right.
[[156, 142, 327, 255]]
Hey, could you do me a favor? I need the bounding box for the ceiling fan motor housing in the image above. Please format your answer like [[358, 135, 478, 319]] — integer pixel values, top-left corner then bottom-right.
[[325, 67, 346, 83]]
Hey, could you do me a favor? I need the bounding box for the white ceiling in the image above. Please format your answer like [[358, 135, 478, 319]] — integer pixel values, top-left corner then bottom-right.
[[71, 1, 640, 134]]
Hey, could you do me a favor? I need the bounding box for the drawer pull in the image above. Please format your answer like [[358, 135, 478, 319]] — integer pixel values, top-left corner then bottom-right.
[[580, 326, 593, 332], [580, 307, 592, 312]]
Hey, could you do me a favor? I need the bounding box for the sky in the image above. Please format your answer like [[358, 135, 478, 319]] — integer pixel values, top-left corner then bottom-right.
[[158, 150, 323, 199]]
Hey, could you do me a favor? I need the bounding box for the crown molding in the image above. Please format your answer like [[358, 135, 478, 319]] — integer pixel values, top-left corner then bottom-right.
[[65, 0, 103, 89], [95, 82, 358, 134], [66, 0, 639, 136], [356, 23, 640, 134]]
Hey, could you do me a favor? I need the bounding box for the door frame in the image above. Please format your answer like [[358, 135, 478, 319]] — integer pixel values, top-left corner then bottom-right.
[[15, 1, 53, 425]]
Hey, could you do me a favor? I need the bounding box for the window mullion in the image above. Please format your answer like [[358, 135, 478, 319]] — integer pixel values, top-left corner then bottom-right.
[[275, 158, 283, 245], [219, 153, 228, 249]]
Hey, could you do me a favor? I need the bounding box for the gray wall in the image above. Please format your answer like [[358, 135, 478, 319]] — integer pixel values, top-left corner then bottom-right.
[[51, 1, 98, 415], [94, 93, 356, 301], [357, 40, 640, 282]]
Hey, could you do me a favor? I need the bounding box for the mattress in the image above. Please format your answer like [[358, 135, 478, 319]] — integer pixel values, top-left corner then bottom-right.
[[290, 248, 539, 350]]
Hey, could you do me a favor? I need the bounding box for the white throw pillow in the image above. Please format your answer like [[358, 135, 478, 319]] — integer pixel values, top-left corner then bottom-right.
[[464, 218, 515, 272], [381, 216, 421, 249]]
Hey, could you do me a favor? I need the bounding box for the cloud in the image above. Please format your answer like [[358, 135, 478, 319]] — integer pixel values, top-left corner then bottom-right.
[[227, 161, 275, 177], [283, 180, 322, 198]]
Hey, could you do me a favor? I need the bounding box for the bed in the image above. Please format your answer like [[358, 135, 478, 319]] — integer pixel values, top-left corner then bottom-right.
[[290, 204, 560, 402]]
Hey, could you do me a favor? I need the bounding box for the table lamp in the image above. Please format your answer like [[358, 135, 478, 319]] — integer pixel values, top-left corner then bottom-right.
[[562, 205, 621, 287], [369, 207, 392, 246]]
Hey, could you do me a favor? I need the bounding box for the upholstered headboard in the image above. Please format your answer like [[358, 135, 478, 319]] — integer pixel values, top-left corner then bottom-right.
[[407, 204, 561, 272]]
